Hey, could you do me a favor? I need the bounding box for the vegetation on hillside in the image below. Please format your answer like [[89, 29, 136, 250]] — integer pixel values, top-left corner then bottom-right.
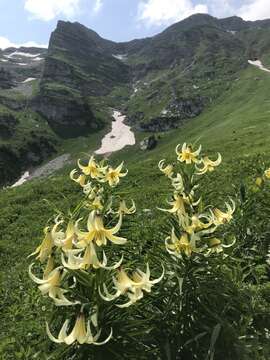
[[1, 137, 269, 359]]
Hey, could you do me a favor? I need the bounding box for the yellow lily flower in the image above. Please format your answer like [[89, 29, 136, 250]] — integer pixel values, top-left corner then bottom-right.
[[100, 264, 163, 308], [115, 200, 136, 215], [165, 229, 196, 257], [29, 227, 53, 263], [183, 214, 213, 235], [46, 313, 112, 345], [158, 159, 174, 178], [116, 264, 164, 308], [264, 168, 270, 179], [76, 211, 126, 247], [210, 200, 235, 225], [103, 162, 128, 187], [99, 268, 139, 302], [78, 156, 107, 179], [159, 193, 187, 217], [70, 169, 86, 187], [62, 243, 123, 270], [205, 237, 236, 255], [196, 153, 222, 175], [176, 143, 201, 164], [29, 264, 76, 306], [51, 219, 76, 252]]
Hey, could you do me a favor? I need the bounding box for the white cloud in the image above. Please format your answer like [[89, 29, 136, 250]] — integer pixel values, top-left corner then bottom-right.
[[24, 0, 81, 21], [206, 0, 235, 18], [0, 36, 47, 50], [93, 0, 103, 13], [239, 0, 270, 21], [138, 0, 208, 26]]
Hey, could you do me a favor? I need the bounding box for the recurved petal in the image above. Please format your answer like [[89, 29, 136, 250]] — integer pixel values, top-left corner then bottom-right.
[[29, 263, 47, 284], [93, 328, 113, 345], [106, 232, 127, 245]]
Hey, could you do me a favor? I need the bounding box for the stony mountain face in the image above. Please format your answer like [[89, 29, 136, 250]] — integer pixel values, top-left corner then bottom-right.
[[0, 46, 58, 186], [36, 14, 270, 134], [1, 13, 270, 185], [35, 21, 130, 137]]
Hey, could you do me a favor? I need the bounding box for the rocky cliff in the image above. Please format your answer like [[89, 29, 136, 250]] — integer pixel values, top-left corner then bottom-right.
[[2, 14, 270, 185]]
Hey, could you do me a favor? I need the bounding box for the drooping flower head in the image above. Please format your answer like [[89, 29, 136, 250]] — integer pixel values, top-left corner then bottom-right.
[[103, 162, 128, 187], [46, 312, 112, 345], [196, 153, 222, 175], [176, 143, 201, 164]]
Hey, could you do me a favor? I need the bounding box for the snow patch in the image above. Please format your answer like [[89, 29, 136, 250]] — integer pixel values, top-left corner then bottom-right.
[[17, 63, 28, 66], [248, 60, 270, 73], [193, 85, 199, 89], [95, 110, 135, 155], [11, 171, 30, 188], [4, 51, 41, 59], [227, 30, 236, 35], [112, 54, 128, 61], [0, 59, 8, 62], [32, 57, 44, 61], [161, 109, 168, 115], [22, 77, 36, 83]]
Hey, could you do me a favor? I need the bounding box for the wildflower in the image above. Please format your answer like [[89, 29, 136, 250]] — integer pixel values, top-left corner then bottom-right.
[[115, 200, 136, 215], [99, 268, 139, 301], [183, 214, 213, 234], [264, 168, 270, 179], [51, 219, 76, 251], [165, 229, 197, 257], [46, 313, 112, 345], [210, 200, 235, 226], [158, 159, 174, 178], [205, 237, 236, 255], [196, 153, 222, 175], [91, 197, 104, 211], [61, 242, 123, 270], [70, 169, 86, 187], [159, 193, 187, 217], [29, 264, 76, 306], [99, 264, 163, 307], [103, 162, 128, 187], [76, 211, 126, 248], [29, 227, 53, 263], [176, 143, 201, 164], [78, 156, 107, 179], [117, 264, 164, 308]]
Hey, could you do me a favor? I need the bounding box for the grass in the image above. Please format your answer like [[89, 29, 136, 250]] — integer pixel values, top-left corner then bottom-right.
[[0, 65, 270, 358]]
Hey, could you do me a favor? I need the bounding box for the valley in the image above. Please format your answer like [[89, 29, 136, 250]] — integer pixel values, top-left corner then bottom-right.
[[2, 14, 270, 186]]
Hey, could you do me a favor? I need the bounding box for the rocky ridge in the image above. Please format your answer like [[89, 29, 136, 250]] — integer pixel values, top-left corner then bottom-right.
[[2, 14, 270, 185]]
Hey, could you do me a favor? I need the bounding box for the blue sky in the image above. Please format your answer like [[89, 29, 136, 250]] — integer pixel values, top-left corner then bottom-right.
[[0, 0, 270, 49]]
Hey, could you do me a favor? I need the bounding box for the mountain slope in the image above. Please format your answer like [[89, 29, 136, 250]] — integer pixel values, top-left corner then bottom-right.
[[37, 14, 270, 134], [2, 14, 270, 186], [1, 62, 270, 359]]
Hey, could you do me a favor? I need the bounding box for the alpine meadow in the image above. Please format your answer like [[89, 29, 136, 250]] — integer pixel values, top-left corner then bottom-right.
[[0, 7, 270, 360]]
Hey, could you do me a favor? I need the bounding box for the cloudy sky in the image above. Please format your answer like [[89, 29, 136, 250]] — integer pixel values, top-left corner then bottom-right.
[[1, 0, 270, 49]]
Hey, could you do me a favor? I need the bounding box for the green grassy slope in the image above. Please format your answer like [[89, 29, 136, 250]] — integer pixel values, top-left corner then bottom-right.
[[0, 65, 270, 358]]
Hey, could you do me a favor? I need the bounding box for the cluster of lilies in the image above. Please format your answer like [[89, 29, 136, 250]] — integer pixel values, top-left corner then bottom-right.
[[158, 142, 236, 258], [29, 142, 241, 349], [29, 156, 163, 347]]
